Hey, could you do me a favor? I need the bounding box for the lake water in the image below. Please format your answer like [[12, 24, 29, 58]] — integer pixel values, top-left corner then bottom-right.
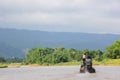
[[0, 66, 120, 80]]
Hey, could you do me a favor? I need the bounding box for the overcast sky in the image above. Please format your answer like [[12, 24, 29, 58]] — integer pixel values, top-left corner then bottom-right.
[[0, 0, 120, 34]]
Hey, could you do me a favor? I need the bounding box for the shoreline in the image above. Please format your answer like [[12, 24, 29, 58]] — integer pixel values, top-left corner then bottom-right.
[[7, 64, 120, 68], [0, 60, 120, 68], [1, 64, 120, 68]]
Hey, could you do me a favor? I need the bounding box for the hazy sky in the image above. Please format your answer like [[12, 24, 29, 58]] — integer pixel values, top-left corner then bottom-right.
[[0, 0, 120, 34]]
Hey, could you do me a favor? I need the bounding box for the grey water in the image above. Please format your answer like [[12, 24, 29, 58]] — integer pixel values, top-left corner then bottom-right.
[[0, 66, 120, 80]]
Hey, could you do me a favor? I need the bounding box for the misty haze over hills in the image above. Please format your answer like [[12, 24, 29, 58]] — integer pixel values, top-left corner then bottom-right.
[[0, 28, 120, 58]]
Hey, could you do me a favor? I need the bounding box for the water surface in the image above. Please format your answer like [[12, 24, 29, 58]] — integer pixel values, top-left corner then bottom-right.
[[0, 66, 120, 80]]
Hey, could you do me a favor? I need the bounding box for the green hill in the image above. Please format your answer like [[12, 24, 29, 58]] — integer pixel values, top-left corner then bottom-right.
[[0, 28, 120, 58]]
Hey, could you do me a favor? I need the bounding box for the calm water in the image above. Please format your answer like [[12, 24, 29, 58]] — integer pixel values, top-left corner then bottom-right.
[[0, 66, 120, 80]]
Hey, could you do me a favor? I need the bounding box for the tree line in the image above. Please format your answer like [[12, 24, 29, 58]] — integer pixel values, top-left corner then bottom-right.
[[0, 40, 120, 64], [0, 56, 23, 63], [23, 47, 103, 65], [23, 40, 120, 65]]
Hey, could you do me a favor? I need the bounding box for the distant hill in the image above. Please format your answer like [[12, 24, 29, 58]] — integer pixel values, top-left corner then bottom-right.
[[0, 28, 120, 58], [0, 42, 23, 58]]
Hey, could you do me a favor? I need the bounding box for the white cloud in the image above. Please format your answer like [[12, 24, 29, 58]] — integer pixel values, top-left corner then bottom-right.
[[0, 0, 120, 34]]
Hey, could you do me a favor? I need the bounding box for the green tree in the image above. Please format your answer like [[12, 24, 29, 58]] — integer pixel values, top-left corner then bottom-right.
[[104, 40, 120, 59], [95, 50, 103, 61], [0, 56, 6, 63]]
